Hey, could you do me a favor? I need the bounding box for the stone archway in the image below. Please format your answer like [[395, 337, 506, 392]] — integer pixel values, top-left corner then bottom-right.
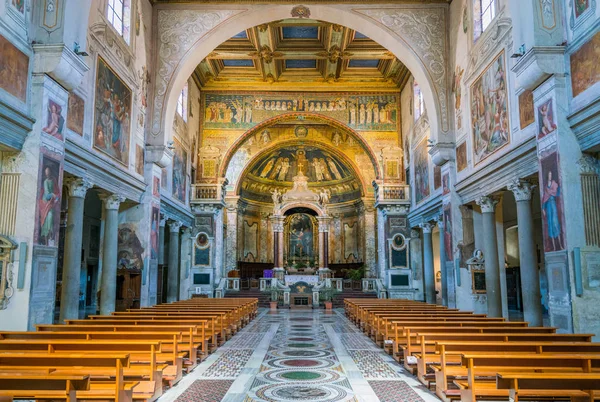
[[149, 3, 450, 166]]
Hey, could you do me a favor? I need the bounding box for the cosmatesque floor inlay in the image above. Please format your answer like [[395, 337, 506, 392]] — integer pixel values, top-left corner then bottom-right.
[[161, 309, 440, 402]]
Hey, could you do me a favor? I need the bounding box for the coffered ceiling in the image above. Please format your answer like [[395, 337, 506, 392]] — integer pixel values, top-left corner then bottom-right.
[[192, 19, 411, 92]]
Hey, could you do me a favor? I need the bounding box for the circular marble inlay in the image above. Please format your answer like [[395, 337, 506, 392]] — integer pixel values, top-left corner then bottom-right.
[[280, 371, 322, 381], [252, 383, 351, 402], [281, 359, 320, 367], [286, 343, 316, 348], [282, 350, 321, 357], [274, 385, 329, 399], [288, 337, 313, 341], [291, 325, 312, 328], [290, 328, 311, 331]]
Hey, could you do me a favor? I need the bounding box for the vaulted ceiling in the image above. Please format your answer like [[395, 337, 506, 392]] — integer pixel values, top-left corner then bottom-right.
[[192, 19, 411, 92]]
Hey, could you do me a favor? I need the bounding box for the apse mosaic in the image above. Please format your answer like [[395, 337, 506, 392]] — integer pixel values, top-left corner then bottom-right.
[[203, 92, 397, 132]]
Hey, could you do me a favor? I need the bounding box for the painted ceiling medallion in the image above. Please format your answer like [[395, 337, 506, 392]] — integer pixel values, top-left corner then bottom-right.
[[294, 125, 308, 138], [291, 5, 311, 18]]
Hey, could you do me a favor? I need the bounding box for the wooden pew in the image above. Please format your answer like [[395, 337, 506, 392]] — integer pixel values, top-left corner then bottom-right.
[[0, 374, 89, 402], [496, 372, 600, 402]]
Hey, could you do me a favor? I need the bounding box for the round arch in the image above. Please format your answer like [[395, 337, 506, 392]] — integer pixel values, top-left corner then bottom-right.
[[230, 139, 371, 198], [280, 203, 326, 217], [153, 4, 446, 157], [218, 112, 383, 179]]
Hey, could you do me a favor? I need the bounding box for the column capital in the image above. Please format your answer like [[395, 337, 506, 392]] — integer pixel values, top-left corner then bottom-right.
[[419, 221, 435, 233], [476, 195, 500, 213], [65, 178, 93, 198], [101, 194, 126, 210], [579, 154, 600, 175], [436, 215, 444, 229], [410, 229, 421, 239], [159, 215, 166, 227], [168, 221, 183, 233], [182, 227, 192, 236], [508, 179, 536, 201]]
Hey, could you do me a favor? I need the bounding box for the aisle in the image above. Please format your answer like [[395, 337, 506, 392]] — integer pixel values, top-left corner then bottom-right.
[[159, 309, 440, 402]]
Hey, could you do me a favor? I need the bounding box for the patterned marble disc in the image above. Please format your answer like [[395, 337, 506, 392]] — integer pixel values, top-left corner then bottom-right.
[[269, 357, 336, 369], [256, 368, 342, 384], [269, 348, 332, 358], [251, 383, 351, 402]]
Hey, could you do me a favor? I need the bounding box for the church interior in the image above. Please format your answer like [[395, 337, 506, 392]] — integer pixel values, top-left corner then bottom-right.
[[0, 0, 599, 400]]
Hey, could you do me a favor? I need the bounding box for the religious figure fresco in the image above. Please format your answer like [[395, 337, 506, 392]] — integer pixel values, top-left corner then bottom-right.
[[117, 225, 145, 270], [570, 31, 600, 97], [42, 99, 65, 141], [150, 205, 160, 260], [153, 177, 160, 197], [172, 139, 188, 203], [538, 99, 557, 140], [456, 141, 467, 172], [35, 152, 62, 247], [203, 92, 397, 131], [288, 214, 314, 262], [67, 92, 85, 136], [574, 0, 590, 17], [414, 138, 430, 204], [0, 34, 29, 102], [443, 203, 453, 262], [519, 90, 535, 130], [470, 52, 510, 164], [539, 150, 565, 252], [135, 144, 144, 175], [11, 0, 24, 13], [442, 173, 450, 195], [94, 57, 132, 165]]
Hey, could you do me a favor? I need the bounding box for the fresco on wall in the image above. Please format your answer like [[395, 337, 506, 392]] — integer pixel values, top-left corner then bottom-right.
[[443, 203, 453, 262], [153, 177, 160, 197], [470, 52, 510, 164], [35, 149, 63, 247], [574, 0, 590, 17], [42, 99, 65, 141], [249, 146, 352, 183], [150, 205, 160, 260], [414, 138, 430, 204], [11, 0, 24, 13], [94, 56, 132, 165], [442, 173, 450, 195], [135, 144, 144, 175], [203, 92, 397, 131], [539, 149, 565, 252], [0, 34, 28, 102], [243, 221, 258, 261], [570, 31, 600, 97], [172, 139, 187, 203], [456, 141, 467, 172], [288, 213, 314, 263], [118, 225, 145, 270], [519, 90, 535, 130], [67, 92, 85, 136], [433, 166, 442, 190], [538, 99, 557, 140], [161, 168, 167, 189]]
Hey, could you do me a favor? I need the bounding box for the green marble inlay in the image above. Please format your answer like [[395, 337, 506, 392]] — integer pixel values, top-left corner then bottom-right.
[[281, 371, 322, 380], [287, 343, 316, 348]]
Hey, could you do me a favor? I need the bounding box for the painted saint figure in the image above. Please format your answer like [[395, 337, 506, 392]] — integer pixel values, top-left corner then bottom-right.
[[277, 158, 290, 181], [39, 167, 59, 246], [542, 169, 563, 251], [42, 101, 65, 139], [260, 158, 276, 178], [327, 158, 343, 180], [312, 157, 324, 181]]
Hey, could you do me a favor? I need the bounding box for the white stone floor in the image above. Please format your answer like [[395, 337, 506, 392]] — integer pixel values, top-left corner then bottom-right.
[[158, 308, 441, 402]]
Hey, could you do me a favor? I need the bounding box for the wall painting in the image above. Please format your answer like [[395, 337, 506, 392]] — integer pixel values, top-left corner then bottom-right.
[[135, 144, 144, 175], [539, 148, 565, 252], [172, 138, 187, 203], [42, 98, 65, 141], [456, 141, 467, 172], [443, 203, 453, 262], [150, 204, 160, 260], [414, 137, 430, 204], [35, 148, 63, 247], [433, 165, 442, 190], [67, 92, 85, 136], [442, 172, 450, 195], [287, 213, 314, 264], [11, 0, 24, 14], [537, 99, 558, 140], [118, 224, 145, 270], [203, 92, 397, 132], [343, 222, 358, 261], [0, 34, 28, 102], [94, 56, 132, 165], [470, 51, 510, 165], [570, 31, 600, 97], [153, 177, 160, 197], [574, 0, 590, 17], [519, 89, 535, 129], [161, 168, 168, 189]]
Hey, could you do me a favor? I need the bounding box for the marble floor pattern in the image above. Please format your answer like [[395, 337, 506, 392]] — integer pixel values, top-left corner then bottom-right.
[[159, 309, 440, 402]]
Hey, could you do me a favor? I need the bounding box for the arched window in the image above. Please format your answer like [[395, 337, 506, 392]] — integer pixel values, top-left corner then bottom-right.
[[177, 83, 189, 122], [473, 0, 497, 41], [414, 81, 425, 121], [107, 0, 131, 45]]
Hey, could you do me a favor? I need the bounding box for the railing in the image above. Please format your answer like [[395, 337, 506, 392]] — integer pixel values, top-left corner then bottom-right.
[[373, 182, 411, 203], [191, 182, 227, 203], [214, 278, 227, 298], [330, 278, 343, 292], [374, 278, 388, 299], [226, 277, 240, 291], [259, 277, 274, 291]]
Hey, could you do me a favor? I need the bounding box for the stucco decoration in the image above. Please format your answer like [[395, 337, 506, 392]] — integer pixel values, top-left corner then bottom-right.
[[151, 9, 241, 136], [357, 7, 449, 133]]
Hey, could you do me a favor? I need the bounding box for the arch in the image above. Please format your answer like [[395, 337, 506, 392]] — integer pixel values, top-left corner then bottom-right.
[[229, 139, 371, 198], [152, 4, 447, 158], [218, 112, 383, 179], [280, 203, 326, 217]]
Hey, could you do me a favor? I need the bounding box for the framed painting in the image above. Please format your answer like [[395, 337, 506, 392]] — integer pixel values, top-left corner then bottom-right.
[[456, 141, 467, 172], [570, 31, 600, 98], [414, 137, 430, 204], [470, 51, 510, 165], [35, 149, 63, 247], [537, 98, 557, 140], [0, 34, 29, 102], [172, 138, 188, 203], [135, 144, 144, 175], [42, 98, 65, 141], [519, 89, 535, 130], [538, 148, 565, 252], [67, 92, 85, 136], [93, 56, 132, 165], [433, 165, 442, 190], [472, 270, 486, 294]]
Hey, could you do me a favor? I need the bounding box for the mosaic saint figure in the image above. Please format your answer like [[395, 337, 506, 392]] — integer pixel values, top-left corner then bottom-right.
[[269, 157, 284, 180], [332, 132, 341, 146], [259, 158, 275, 178], [366, 103, 373, 124], [542, 169, 563, 251], [349, 102, 356, 125], [39, 167, 59, 246], [319, 158, 332, 181], [312, 157, 324, 181], [327, 158, 342, 180], [277, 158, 290, 181], [373, 104, 380, 124], [359, 104, 366, 125]]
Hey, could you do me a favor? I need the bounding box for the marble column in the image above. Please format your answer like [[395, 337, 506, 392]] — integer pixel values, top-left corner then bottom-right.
[[270, 215, 285, 281], [167, 221, 182, 303], [476, 195, 502, 317], [59, 178, 93, 322], [376, 208, 387, 280], [179, 227, 192, 301], [437, 217, 448, 306], [508, 180, 543, 326], [99, 194, 125, 315], [225, 203, 239, 275], [158, 216, 166, 265], [317, 216, 330, 269], [213, 207, 224, 284], [363, 202, 377, 278], [420, 222, 436, 304]]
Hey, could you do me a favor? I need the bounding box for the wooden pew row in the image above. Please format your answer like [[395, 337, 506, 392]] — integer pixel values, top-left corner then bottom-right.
[[496, 373, 600, 402]]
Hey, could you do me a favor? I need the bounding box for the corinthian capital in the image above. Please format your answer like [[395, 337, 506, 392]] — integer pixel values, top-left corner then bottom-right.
[[102, 194, 126, 210], [66, 178, 94, 198], [168, 221, 183, 233], [419, 221, 435, 233], [476, 195, 499, 213], [507, 179, 535, 202]]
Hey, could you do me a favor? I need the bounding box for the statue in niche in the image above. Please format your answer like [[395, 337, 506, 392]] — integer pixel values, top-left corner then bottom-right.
[[271, 188, 282, 208], [319, 189, 331, 205]]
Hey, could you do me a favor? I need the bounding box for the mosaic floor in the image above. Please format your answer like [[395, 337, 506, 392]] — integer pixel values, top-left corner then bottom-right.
[[160, 309, 440, 402]]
